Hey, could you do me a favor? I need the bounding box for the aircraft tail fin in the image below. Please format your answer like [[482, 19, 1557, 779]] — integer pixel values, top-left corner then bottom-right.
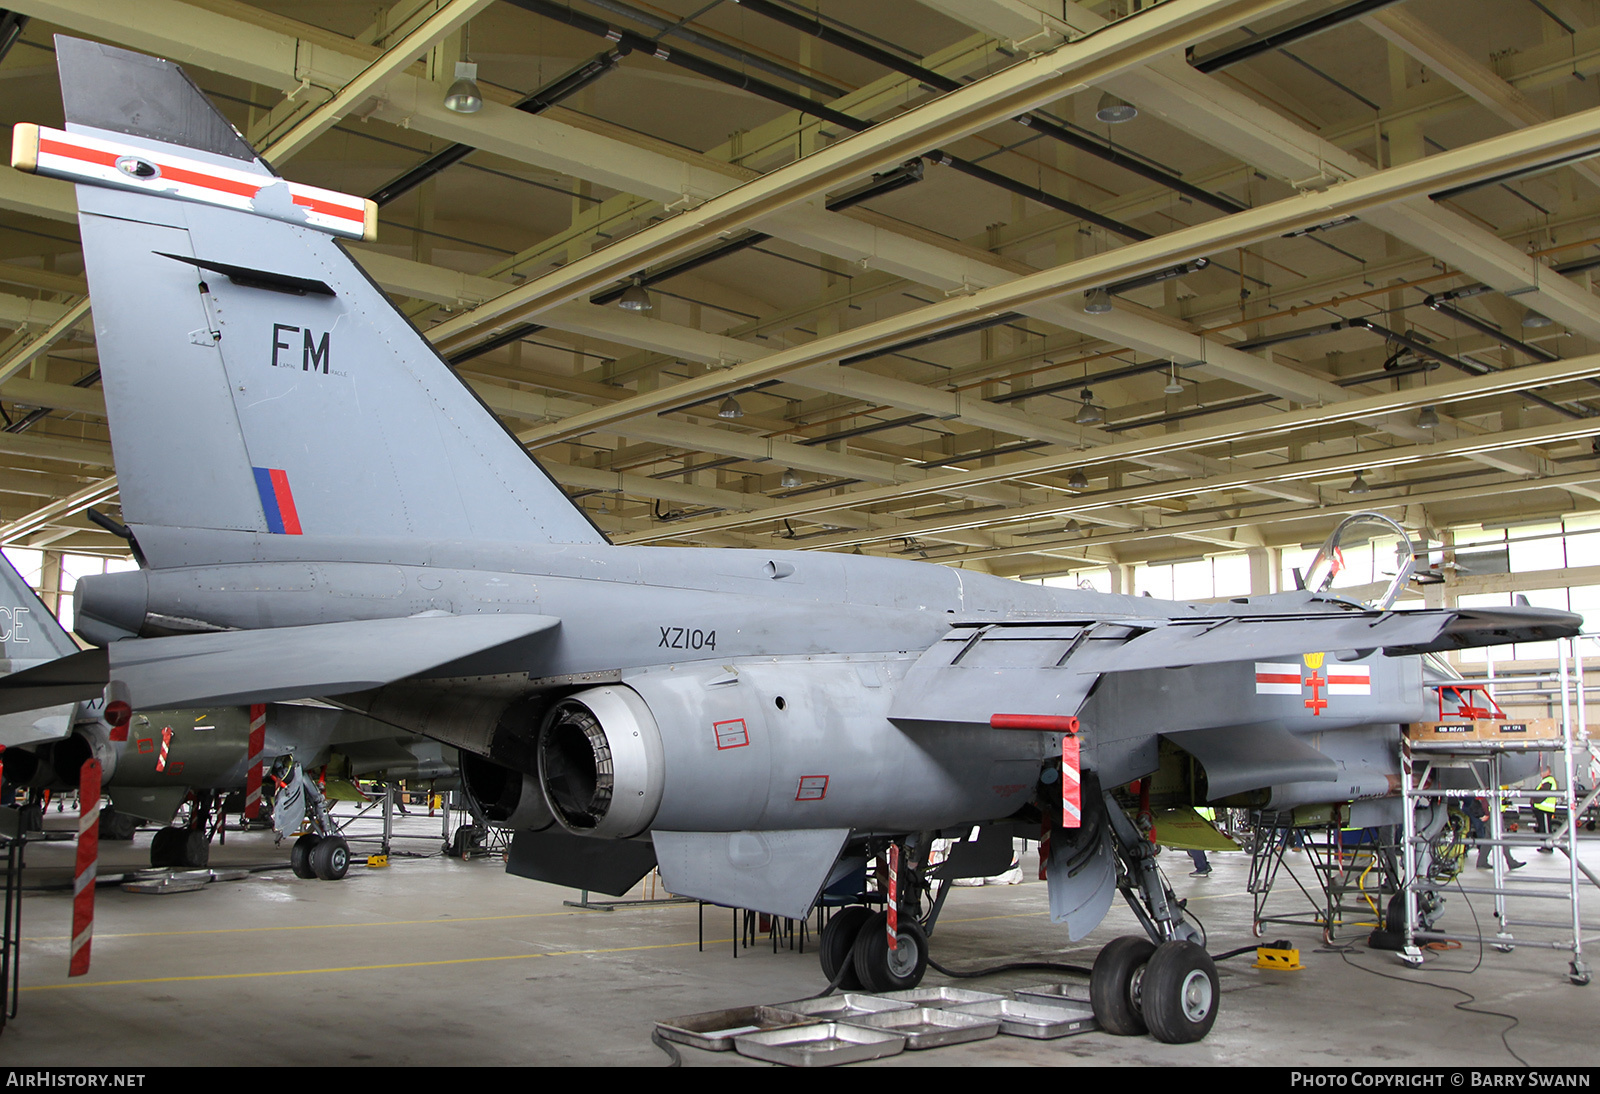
[[0, 551, 79, 665], [15, 37, 604, 562], [0, 550, 83, 748]]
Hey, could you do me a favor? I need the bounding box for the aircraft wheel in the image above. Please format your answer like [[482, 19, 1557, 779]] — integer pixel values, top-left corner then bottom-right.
[[178, 829, 210, 869], [311, 835, 350, 881], [98, 807, 138, 842], [149, 826, 185, 868], [851, 912, 928, 993], [1141, 940, 1219, 1044], [449, 825, 480, 859], [290, 834, 320, 879], [818, 906, 873, 990], [1090, 935, 1157, 1036]]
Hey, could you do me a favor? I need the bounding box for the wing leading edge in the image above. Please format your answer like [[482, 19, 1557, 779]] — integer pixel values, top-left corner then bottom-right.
[[887, 604, 1580, 726]]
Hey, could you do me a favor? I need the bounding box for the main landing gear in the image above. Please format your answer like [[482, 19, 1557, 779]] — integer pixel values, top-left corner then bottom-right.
[[818, 839, 942, 992], [289, 831, 350, 881], [150, 790, 223, 869], [271, 755, 349, 882], [1088, 786, 1219, 1044]]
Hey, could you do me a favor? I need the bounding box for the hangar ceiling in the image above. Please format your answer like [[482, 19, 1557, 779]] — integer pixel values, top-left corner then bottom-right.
[[3, 0, 1600, 579]]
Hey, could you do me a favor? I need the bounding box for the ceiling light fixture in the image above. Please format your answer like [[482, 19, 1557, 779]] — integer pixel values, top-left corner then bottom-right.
[[1522, 312, 1555, 329], [1074, 389, 1103, 426], [1164, 364, 1183, 395], [1348, 470, 1371, 495], [1416, 405, 1440, 430], [1065, 518, 1082, 535], [1083, 287, 1113, 314], [443, 61, 483, 114], [616, 278, 652, 312], [780, 467, 801, 488], [1068, 469, 1089, 490], [717, 396, 744, 419], [1095, 91, 1138, 124]]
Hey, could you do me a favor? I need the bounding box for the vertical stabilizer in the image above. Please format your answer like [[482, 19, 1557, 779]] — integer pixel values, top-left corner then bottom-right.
[[0, 550, 81, 747], [20, 38, 604, 559]]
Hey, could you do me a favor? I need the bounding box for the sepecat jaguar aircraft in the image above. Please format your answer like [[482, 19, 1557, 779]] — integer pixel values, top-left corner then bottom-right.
[[1, 36, 1580, 1043]]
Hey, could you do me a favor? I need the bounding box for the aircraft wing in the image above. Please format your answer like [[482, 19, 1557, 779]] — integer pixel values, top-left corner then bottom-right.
[[0, 614, 561, 713], [888, 604, 1580, 726]]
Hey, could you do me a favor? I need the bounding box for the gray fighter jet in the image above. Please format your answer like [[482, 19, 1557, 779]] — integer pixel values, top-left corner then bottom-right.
[[2, 38, 1580, 1043], [0, 549, 455, 873]]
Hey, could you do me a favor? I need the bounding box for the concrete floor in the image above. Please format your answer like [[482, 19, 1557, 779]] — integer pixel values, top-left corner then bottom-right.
[[3, 811, 1597, 1067]]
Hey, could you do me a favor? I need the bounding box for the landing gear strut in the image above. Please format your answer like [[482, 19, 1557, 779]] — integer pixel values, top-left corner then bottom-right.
[[150, 791, 220, 868], [816, 837, 943, 991], [1090, 787, 1219, 1044], [271, 756, 349, 882]]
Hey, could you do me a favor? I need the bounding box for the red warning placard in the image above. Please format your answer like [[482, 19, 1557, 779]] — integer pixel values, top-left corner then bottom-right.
[[796, 775, 829, 801], [713, 718, 749, 750]]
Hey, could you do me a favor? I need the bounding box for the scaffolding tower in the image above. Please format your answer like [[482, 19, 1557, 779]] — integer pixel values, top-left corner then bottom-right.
[[1399, 636, 1599, 985]]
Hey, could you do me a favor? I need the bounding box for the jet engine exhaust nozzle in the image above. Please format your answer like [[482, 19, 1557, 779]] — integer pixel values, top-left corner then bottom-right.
[[536, 686, 664, 839]]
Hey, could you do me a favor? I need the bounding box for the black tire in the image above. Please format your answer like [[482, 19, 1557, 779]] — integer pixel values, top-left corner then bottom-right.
[[449, 825, 478, 859], [179, 828, 210, 869], [818, 906, 873, 990], [1090, 935, 1157, 1036], [311, 835, 350, 881], [850, 912, 928, 993], [1141, 940, 1220, 1044], [290, 834, 320, 879], [149, 826, 185, 868], [98, 808, 138, 842]]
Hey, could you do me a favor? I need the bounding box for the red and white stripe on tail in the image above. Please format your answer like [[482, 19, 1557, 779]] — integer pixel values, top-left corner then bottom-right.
[[244, 704, 266, 821], [11, 125, 376, 242], [70, 759, 101, 977]]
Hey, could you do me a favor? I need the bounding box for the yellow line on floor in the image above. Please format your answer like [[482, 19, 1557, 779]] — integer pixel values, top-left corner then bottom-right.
[[21, 936, 739, 992], [22, 909, 607, 943]]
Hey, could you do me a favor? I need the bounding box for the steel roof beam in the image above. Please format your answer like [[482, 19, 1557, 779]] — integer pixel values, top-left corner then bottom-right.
[[1364, 7, 1600, 196], [421, 0, 1301, 354], [514, 105, 1600, 446], [615, 348, 1600, 541]]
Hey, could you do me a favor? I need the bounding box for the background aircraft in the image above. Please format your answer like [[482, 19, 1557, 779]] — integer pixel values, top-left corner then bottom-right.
[[0, 36, 1578, 1044], [0, 552, 456, 873]]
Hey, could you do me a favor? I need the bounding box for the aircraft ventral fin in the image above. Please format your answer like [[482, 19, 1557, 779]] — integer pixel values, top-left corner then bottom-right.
[[0, 614, 561, 712], [888, 605, 1581, 726]]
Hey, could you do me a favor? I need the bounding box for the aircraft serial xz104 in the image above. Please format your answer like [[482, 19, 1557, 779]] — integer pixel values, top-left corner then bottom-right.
[[4, 37, 1580, 1044]]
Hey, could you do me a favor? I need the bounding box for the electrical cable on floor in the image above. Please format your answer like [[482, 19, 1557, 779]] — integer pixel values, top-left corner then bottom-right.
[[806, 947, 866, 998], [1319, 875, 1527, 1068], [1211, 943, 1262, 961], [927, 957, 1092, 979], [649, 1027, 682, 1067]]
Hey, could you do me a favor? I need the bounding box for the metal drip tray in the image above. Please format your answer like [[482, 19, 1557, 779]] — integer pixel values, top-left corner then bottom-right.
[[655, 1005, 807, 1052], [879, 986, 1006, 1008], [843, 1005, 1001, 1049], [734, 1022, 907, 1067], [952, 998, 1099, 1038], [1014, 982, 1091, 1006], [771, 993, 915, 1021]]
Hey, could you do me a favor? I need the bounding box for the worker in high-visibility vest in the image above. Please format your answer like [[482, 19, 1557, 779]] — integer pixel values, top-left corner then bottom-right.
[[1534, 769, 1559, 852]]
